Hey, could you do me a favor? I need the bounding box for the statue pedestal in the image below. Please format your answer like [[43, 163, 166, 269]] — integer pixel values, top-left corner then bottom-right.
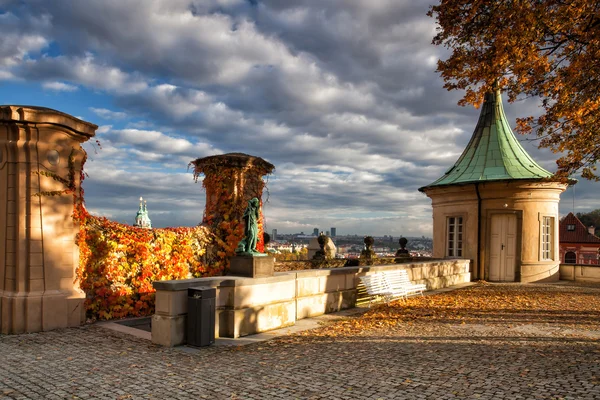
[[229, 255, 275, 278]]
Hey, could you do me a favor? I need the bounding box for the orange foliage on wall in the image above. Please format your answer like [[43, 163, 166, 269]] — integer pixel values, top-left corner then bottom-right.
[[75, 210, 215, 320], [59, 151, 273, 321]]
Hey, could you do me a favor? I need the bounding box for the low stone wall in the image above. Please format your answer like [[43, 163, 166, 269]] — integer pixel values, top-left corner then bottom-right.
[[152, 259, 471, 346], [559, 264, 600, 283]]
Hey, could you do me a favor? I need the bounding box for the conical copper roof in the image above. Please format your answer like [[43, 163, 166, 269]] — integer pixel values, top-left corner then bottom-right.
[[419, 90, 552, 191]]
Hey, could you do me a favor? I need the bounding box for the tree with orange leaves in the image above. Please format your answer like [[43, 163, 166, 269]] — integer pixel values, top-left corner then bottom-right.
[[429, 0, 600, 180]]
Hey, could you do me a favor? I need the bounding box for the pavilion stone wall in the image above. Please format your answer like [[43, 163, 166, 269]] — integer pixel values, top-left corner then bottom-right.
[[425, 180, 566, 283], [0, 106, 96, 334]]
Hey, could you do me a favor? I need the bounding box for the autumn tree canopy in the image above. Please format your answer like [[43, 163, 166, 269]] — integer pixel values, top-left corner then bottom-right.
[[429, 0, 600, 180], [576, 209, 600, 234]]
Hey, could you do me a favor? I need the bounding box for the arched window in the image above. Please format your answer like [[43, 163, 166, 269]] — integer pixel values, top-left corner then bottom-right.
[[565, 251, 577, 264]]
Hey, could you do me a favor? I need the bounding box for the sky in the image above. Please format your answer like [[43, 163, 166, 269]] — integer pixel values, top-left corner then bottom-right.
[[0, 0, 597, 237]]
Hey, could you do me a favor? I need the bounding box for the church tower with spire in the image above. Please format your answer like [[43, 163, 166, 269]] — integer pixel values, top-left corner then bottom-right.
[[133, 197, 152, 229], [419, 89, 569, 282]]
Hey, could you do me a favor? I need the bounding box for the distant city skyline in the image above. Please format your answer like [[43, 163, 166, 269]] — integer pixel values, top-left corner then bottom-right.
[[269, 229, 423, 239]]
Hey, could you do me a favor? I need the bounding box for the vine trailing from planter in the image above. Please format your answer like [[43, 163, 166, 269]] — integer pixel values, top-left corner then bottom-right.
[[190, 153, 275, 274]]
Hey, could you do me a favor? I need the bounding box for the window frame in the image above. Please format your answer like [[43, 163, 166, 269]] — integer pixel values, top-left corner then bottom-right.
[[446, 216, 464, 257], [541, 216, 554, 261]]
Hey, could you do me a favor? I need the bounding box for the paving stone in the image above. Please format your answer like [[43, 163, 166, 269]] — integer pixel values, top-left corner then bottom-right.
[[1, 283, 600, 399]]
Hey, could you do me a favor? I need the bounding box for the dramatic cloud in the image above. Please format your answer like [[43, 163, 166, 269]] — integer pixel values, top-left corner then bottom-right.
[[1, 0, 594, 236]]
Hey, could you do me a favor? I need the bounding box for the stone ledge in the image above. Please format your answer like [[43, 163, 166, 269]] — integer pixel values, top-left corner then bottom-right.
[[220, 274, 295, 286], [152, 260, 473, 346]]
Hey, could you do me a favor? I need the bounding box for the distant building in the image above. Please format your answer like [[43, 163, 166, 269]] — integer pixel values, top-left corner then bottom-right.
[[559, 213, 600, 265], [326, 230, 330, 236], [313, 228, 319, 236], [331, 227, 337, 237], [272, 229, 277, 242], [133, 197, 152, 229]]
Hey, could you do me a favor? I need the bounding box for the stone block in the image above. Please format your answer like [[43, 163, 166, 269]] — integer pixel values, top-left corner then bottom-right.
[[296, 277, 320, 297], [232, 279, 295, 309], [440, 263, 451, 276], [575, 266, 600, 282], [25, 296, 43, 333], [321, 274, 346, 292], [426, 264, 440, 278], [346, 273, 358, 289], [30, 240, 43, 253], [6, 265, 15, 279], [217, 286, 233, 308], [0, 297, 4, 334], [29, 266, 43, 280], [0, 296, 12, 334], [152, 314, 186, 347], [325, 290, 356, 313], [66, 296, 85, 327], [296, 294, 327, 319], [155, 290, 188, 316], [42, 293, 68, 331], [10, 296, 25, 334], [219, 300, 295, 338], [29, 279, 44, 292], [4, 278, 15, 291], [296, 290, 356, 319], [217, 309, 234, 338], [229, 255, 275, 278]]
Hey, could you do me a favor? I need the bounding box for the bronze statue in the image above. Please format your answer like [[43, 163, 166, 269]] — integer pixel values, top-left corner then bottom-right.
[[235, 197, 263, 255]]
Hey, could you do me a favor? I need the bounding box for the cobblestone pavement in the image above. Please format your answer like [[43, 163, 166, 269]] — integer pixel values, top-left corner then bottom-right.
[[2, 283, 600, 400]]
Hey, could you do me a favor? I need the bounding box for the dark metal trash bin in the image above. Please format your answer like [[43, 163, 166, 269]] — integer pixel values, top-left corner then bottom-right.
[[187, 286, 216, 347]]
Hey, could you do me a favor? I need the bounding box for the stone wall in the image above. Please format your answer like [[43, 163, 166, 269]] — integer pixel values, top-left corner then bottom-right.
[[152, 259, 471, 346], [559, 264, 600, 283]]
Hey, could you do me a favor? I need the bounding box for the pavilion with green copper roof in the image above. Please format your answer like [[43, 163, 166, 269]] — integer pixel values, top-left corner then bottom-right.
[[419, 90, 552, 192], [418, 88, 568, 283]]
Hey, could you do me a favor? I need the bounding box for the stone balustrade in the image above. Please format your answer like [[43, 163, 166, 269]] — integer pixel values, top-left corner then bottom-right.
[[152, 259, 471, 346]]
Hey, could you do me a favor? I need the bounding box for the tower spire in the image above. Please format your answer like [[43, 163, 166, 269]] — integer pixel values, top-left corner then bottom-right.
[[133, 196, 152, 228]]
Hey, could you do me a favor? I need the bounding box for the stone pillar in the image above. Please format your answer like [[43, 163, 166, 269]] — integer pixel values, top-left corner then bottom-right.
[[190, 153, 275, 274], [0, 106, 97, 334]]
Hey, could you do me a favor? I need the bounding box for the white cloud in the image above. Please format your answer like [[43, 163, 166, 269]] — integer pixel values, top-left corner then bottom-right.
[[89, 107, 127, 120], [42, 81, 78, 91]]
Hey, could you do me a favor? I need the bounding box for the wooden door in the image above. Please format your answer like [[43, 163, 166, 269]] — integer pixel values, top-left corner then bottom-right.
[[489, 214, 517, 281]]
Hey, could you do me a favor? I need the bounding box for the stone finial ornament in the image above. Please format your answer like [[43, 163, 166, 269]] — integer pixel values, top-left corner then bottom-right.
[[360, 236, 376, 260], [312, 232, 328, 260], [395, 237, 410, 262]]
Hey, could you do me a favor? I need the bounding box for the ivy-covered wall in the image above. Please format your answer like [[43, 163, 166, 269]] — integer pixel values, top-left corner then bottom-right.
[[76, 214, 217, 320]]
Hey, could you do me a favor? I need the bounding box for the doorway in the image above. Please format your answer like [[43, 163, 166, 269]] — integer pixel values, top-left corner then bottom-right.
[[564, 251, 576, 264], [489, 214, 517, 281]]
